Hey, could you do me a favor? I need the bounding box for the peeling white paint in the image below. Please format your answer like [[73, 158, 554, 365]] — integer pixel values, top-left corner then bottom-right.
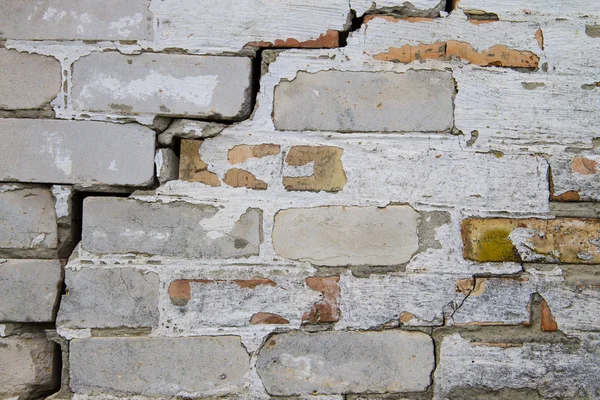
[[51, 185, 72, 218]]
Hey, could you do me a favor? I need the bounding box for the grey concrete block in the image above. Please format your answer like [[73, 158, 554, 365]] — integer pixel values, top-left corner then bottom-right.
[[274, 70, 455, 132], [0, 0, 153, 40], [82, 198, 262, 258], [0, 334, 57, 399], [0, 49, 61, 110], [0, 119, 155, 186], [70, 336, 250, 396], [57, 267, 159, 329], [257, 330, 434, 395], [272, 206, 420, 266], [71, 53, 253, 120], [0, 186, 57, 250], [0, 259, 62, 322]]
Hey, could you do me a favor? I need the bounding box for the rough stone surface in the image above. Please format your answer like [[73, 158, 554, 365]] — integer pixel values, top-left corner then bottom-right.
[[0, 335, 57, 399], [462, 218, 600, 264], [72, 53, 253, 120], [57, 267, 159, 328], [0, 49, 61, 110], [0, 119, 155, 186], [155, 148, 179, 185], [70, 336, 250, 396], [0, 259, 62, 323], [274, 70, 455, 132], [257, 331, 434, 395], [0, 187, 58, 250], [158, 119, 227, 147], [0, 0, 153, 40], [82, 198, 262, 258], [273, 206, 419, 266], [434, 332, 600, 399]]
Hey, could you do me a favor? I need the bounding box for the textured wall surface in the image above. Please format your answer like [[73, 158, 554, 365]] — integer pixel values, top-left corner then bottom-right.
[[1, 0, 599, 399]]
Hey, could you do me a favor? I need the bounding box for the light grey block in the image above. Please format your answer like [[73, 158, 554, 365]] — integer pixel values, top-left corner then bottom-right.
[[0, 335, 57, 398], [82, 198, 262, 258], [57, 267, 159, 328], [274, 70, 455, 132], [0, 0, 153, 40], [0, 187, 57, 250], [0, 49, 61, 110], [0, 119, 155, 186], [70, 336, 250, 396], [0, 259, 62, 322], [257, 330, 434, 395], [72, 53, 253, 120], [272, 206, 420, 266]]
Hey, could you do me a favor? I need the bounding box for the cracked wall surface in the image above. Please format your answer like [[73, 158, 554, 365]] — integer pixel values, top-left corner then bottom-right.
[[1, 0, 600, 399]]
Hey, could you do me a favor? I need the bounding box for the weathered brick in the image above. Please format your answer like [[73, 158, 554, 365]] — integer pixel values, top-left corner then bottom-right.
[[0, 49, 61, 110], [0, 259, 62, 322], [338, 273, 534, 329], [550, 154, 600, 202], [273, 70, 455, 132], [0, 186, 57, 250], [0, 334, 57, 399], [434, 332, 600, 399], [82, 198, 262, 258], [227, 144, 281, 164], [272, 206, 419, 266], [149, 0, 349, 52], [0, 0, 153, 40], [163, 273, 320, 330], [462, 218, 600, 263], [72, 53, 252, 120], [70, 337, 250, 396], [57, 267, 159, 329], [0, 119, 155, 186], [257, 331, 434, 395]]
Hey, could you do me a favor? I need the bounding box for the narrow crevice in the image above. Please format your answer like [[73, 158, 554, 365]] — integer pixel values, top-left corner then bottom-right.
[[339, 9, 363, 47]]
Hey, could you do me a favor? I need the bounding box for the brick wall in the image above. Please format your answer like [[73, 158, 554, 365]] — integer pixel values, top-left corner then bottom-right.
[[1, 0, 599, 399]]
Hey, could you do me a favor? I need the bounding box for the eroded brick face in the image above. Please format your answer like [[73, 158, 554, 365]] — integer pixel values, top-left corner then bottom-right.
[[283, 146, 347, 192], [5, 1, 600, 398]]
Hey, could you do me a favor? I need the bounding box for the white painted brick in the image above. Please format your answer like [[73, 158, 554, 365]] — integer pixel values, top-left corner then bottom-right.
[[70, 336, 250, 397], [148, 0, 349, 53], [458, 0, 597, 20], [0, 0, 153, 40], [0, 259, 62, 322], [353, 10, 540, 59], [0, 119, 155, 187], [71, 52, 252, 120], [0, 49, 61, 110]]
